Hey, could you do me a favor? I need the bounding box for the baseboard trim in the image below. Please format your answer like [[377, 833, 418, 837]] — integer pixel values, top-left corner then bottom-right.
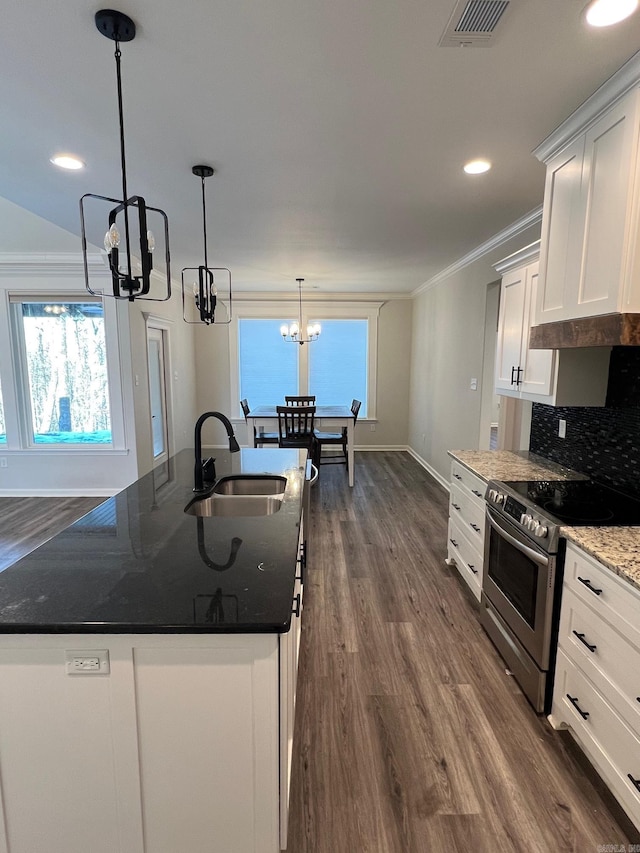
[[406, 447, 450, 492]]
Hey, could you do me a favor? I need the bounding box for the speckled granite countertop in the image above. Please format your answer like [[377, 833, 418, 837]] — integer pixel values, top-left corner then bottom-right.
[[447, 449, 640, 594], [447, 449, 585, 484], [562, 528, 640, 594]]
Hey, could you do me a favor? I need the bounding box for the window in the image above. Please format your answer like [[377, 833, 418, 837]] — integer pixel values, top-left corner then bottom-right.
[[231, 302, 381, 417], [308, 320, 368, 413], [13, 299, 112, 445], [238, 319, 298, 407]]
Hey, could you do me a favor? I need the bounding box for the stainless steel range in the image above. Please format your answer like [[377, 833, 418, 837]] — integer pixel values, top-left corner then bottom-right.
[[481, 478, 640, 713]]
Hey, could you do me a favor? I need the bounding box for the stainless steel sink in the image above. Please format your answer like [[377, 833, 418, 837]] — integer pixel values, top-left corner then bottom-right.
[[185, 494, 284, 517], [212, 475, 287, 496]]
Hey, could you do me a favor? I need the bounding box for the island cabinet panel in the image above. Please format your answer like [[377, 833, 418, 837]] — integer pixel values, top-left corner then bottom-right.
[[0, 633, 286, 853], [446, 460, 486, 600]]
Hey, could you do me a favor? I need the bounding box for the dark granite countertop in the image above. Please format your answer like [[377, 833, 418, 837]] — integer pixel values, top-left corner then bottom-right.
[[0, 448, 307, 634]]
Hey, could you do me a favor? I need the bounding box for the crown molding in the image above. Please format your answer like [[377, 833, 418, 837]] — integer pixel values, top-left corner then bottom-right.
[[493, 239, 541, 275], [0, 252, 108, 277], [533, 49, 640, 163], [230, 290, 396, 303], [412, 205, 543, 297]]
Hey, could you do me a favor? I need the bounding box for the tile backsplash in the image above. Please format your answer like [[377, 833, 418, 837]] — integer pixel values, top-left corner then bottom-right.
[[529, 347, 640, 498]]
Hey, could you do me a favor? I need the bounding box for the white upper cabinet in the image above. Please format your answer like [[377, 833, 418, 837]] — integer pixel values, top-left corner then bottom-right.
[[494, 242, 610, 406], [534, 56, 640, 325]]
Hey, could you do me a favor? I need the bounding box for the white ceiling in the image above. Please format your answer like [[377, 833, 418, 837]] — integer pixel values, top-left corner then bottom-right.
[[2, 0, 640, 294]]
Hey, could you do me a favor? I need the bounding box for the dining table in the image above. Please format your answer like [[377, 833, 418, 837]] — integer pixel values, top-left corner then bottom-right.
[[246, 405, 357, 487]]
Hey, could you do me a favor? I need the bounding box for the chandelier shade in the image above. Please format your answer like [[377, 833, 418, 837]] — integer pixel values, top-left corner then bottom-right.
[[80, 9, 171, 303], [281, 279, 320, 345], [182, 165, 232, 325]]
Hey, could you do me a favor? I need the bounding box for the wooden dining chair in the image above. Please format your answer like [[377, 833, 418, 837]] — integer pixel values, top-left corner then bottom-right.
[[284, 395, 316, 406], [240, 399, 279, 448], [277, 405, 319, 466], [314, 399, 361, 469]]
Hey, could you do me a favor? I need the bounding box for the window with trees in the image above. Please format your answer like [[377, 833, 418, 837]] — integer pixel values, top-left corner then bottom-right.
[[12, 299, 112, 445]]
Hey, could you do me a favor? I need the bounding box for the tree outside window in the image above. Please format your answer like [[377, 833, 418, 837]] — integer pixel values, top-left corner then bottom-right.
[[19, 302, 112, 444]]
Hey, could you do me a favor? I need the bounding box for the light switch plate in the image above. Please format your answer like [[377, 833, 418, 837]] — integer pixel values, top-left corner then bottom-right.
[[558, 419, 567, 439]]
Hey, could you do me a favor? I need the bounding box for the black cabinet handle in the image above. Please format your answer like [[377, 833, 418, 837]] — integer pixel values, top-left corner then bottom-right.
[[292, 593, 301, 618], [449, 538, 458, 548], [468, 564, 478, 575], [628, 774, 640, 793], [516, 366, 523, 386], [572, 630, 597, 653], [470, 523, 481, 532], [452, 502, 461, 511], [510, 366, 516, 386], [577, 576, 602, 596], [566, 694, 589, 720], [453, 473, 462, 481], [472, 489, 483, 498]]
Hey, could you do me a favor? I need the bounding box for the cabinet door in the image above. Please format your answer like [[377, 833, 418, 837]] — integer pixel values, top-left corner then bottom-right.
[[495, 267, 527, 393], [578, 92, 640, 317], [536, 136, 585, 324], [519, 263, 555, 397]]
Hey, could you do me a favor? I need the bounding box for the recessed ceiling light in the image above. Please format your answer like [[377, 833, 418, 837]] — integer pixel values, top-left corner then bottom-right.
[[585, 0, 638, 26], [464, 159, 491, 175], [50, 154, 85, 170]]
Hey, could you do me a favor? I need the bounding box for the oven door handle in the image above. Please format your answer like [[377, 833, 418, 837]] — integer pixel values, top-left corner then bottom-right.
[[486, 510, 549, 568]]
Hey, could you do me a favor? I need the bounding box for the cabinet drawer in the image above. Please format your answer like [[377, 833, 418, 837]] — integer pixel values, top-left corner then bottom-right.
[[559, 587, 640, 736], [448, 517, 482, 599], [449, 483, 485, 545], [450, 461, 486, 502], [564, 543, 640, 643], [553, 649, 640, 828]]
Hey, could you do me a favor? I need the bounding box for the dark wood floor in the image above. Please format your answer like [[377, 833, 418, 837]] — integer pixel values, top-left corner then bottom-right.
[[287, 451, 639, 852]]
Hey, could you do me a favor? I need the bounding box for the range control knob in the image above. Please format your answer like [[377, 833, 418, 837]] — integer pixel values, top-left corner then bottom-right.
[[521, 513, 532, 528], [528, 517, 538, 531], [534, 524, 548, 538], [493, 491, 505, 505]]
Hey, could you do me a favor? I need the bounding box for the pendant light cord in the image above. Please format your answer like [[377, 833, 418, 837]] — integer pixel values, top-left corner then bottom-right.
[[114, 39, 133, 279], [200, 174, 209, 270]]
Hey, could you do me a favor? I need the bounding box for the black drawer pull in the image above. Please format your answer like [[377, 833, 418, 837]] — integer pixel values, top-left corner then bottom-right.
[[292, 593, 301, 618], [566, 694, 589, 720], [628, 774, 640, 792], [468, 564, 478, 575], [572, 630, 597, 653], [472, 489, 483, 498], [453, 473, 462, 480], [449, 538, 458, 548], [469, 523, 481, 532], [452, 502, 461, 511], [577, 576, 602, 596]]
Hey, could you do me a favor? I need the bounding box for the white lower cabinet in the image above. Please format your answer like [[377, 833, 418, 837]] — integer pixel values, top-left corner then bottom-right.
[[550, 542, 640, 831], [0, 621, 302, 852], [446, 460, 486, 600]]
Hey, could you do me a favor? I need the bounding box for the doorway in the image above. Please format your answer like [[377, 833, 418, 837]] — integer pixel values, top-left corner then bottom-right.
[[147, 326, 170, 483]]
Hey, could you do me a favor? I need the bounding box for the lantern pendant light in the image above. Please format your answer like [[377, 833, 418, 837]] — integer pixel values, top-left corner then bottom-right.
[[80, 9, 171, 302], [182, 165, 232, 325], [281, 279, 321, 345]]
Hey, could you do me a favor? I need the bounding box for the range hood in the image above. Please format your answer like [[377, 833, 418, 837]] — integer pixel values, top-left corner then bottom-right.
[[529, 314, 640, 349]]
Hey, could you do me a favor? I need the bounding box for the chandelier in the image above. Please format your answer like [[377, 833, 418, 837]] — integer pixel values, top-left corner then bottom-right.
[[280, 279, 321, 345], [182, 165, 232, 325], [80, 10, 170, 302]]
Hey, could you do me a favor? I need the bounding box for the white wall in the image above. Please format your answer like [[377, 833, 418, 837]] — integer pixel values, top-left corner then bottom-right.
[[408, 221, 541, 486]]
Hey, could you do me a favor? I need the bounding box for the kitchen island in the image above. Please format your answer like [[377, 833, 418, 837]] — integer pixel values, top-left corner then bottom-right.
[[0, 447, 308, 853]]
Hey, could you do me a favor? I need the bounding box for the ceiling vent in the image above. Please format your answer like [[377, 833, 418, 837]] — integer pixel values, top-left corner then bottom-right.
[[439, 0, 510, 47]]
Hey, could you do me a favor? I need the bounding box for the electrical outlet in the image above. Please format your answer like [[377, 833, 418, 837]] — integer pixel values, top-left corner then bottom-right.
[[370, 423, 376, 432], [470, 378, 478, 391], [0, 458, 7, 468], [65, 649, 110, 675], [558, 419, 567, 439]]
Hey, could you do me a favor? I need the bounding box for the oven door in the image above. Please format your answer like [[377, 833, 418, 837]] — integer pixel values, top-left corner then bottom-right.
[[483, 506, 556, 670]]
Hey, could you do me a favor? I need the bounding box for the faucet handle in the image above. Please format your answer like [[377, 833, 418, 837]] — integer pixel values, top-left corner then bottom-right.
[[202, 456, 217, 484]]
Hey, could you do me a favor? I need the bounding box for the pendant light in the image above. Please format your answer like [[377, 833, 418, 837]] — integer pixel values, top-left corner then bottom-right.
[[182, 165, 232, 325], [281, 279, 321, 345], [80, 9, 171, 302]]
